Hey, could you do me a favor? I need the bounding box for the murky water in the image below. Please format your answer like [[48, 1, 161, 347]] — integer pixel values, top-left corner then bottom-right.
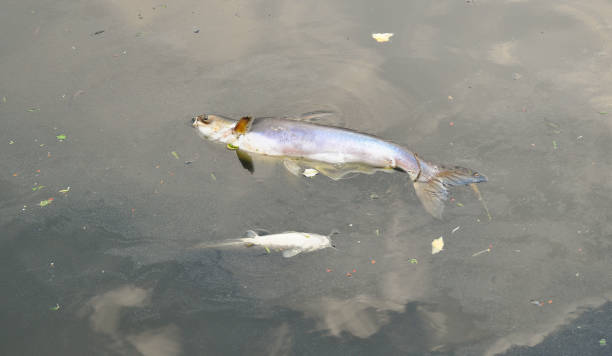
[[2, 0, 612, 355]]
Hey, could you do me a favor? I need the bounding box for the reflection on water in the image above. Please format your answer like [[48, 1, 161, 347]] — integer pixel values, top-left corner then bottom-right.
[[2, 0, 612, 355], [80, 285, 181, 356]]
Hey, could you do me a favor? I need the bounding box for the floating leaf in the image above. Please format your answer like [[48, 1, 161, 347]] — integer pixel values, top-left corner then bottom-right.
[[171, 151, 179, 159], [264, 246, 271, 254], [58, 187, 70, 193], [38, 198, 54, 207], [431, 236, 444, 254], [451, 226, 460, 234], [409, 258, 418, 264], [600, 338, 607, 346], [456, 202, 464, 207], [599, 111, 608, 115], [226, 143, 239, 150], [552, 140, 558, 150], [210, 173, 217, 181], [27, 107, 40, 112], [49, 304, 60, 311], [302, 168, 319, 177], [9, 140, 14, 144], [372, 33, 394, 42], [56, 134, 66, 141], [32, 185, 45, 191]]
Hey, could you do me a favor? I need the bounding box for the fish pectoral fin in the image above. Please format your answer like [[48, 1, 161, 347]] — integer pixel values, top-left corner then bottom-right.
[[282, 248, 303, 258], [283, 159, 302, 177], [236, 150, 254, 173]]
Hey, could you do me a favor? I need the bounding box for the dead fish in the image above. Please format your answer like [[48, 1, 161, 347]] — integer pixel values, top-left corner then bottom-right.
[[195, 230, 334, 258], [191, 114, 487, 218]]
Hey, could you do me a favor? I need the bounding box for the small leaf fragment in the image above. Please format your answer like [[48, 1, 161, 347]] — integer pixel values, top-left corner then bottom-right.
[[371, 33, 394, 42], [210, 173, 217, 181], [456, 202, 464, 207], [264, 246, 271, 254], [226, 143, 239, 150], [171, 151, 179, 159], [49, 304, 60, 311], [58, 187, 70, 193], [39, 198, 54, 207], [302, 168, 319, 177], [600, 338, 607, 346], [552, 140, 558, 150], [32, 185, 45, 191], [56, 134, 66, 141], [409, 258, 418, 264], [431, 236, 444, 254], [27, 107, 40, 112]]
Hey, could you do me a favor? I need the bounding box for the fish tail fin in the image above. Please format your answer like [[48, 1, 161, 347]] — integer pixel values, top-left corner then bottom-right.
[[413, 165, 487, 219]]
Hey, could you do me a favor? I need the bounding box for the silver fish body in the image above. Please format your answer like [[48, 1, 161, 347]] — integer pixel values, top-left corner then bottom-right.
[[196, 230, 333, 258], [192, 114, 487, 218], [237, 118, 423, 180]]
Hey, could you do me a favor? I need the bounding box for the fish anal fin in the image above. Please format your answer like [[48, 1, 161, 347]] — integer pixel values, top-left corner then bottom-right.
[[233, 116, 252, 135], [236, 150, 254, 173], [282, 248, 303, 258]]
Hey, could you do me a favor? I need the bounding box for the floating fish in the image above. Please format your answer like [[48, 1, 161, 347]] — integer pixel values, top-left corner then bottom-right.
[[195, 230, 334, 258], [192, 114, 487, 218]]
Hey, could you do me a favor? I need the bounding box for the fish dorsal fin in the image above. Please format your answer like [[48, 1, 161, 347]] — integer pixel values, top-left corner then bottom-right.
[[236, 150, 254, 173], [282, 248, 303, 258], [245, 230, 258, 238], [233, 116, 253, 135]]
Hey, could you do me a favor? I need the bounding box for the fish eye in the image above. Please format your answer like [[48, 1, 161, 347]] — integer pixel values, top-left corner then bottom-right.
[[196, 115, 211, 124]]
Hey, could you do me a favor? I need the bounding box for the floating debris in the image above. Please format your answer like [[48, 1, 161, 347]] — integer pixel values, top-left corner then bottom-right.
[[58, 187, 70, 193], [552, 140, 558, 150], [599, 111, 608, 115], [32, 185, 45, 192], [49, 304, 61, 311], [92, 30, 105, 36], [431, 236, 444, 254], [409, 258, 418, 264], [371, 33, 394, 42], [472, 247, 491, 257], [456, 202, 464, 207], [9, 140, 14, 144], [210, 173, 217, 181], [38, 198, 54, 207], [226, 143, 239, 150], [302, 168, 319, 177], [1, 96, 6, 103], [451, 226, 460, 234], [27, 107, 40, 112], [171, 151, 179, 159], [193, 26, 200, 34], [56, 134, 66, 141], [600, 339, 607, 346]]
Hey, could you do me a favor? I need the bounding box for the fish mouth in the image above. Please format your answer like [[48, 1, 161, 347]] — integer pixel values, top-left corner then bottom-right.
[[192, 114, 209, 127]]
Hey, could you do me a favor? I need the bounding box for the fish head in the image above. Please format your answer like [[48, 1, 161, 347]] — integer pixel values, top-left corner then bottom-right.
[[192, 114, 238, 144], [301, 233, 333, 251]]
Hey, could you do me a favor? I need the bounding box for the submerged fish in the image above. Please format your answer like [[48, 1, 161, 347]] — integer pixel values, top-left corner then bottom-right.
[[192, 114, 487, 218], [195, 230, 333, 258]]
